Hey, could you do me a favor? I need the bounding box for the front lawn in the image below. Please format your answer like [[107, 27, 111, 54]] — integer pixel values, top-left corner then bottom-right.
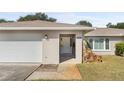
[[77, 55, 124, 81]]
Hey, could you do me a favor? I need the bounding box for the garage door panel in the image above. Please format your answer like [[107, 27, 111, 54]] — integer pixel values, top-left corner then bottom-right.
[[0, 41, 42, 62]]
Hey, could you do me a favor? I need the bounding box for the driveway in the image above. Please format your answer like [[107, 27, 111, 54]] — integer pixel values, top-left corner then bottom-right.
[[0, 63, 41, 81]]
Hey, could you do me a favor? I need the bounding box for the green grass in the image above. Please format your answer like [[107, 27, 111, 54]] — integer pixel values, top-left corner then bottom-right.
[[77, 55, 124, 81]]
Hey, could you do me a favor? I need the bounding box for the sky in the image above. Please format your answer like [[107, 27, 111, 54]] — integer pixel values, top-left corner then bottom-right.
[[0, 12, 124, 27]]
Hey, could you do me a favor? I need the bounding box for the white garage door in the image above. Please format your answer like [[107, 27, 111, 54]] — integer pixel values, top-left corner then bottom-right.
[[0, 31, 43, 63], [0, 41, 42, 62]]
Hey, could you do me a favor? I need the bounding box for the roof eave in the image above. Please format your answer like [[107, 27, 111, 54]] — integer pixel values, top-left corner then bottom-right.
[[85, 35, 124, 37], [0, 27, 94, 31]]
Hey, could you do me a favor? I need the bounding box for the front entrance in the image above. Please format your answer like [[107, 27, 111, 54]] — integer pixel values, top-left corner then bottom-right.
[[60, 34, 76, 62]]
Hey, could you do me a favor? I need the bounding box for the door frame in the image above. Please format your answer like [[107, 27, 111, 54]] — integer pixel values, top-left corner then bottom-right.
[[59, 34, 76, 63]]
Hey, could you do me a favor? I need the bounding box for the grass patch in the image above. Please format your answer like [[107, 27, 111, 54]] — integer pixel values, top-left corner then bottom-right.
[[77, 55, 124, 81]]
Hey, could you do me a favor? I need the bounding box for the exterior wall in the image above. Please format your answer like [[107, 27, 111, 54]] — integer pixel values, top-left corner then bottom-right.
[[0, 30, 83, 64], [0, 30, 42, 41], [0, 30, 43, 62], [42, 30, 83, 64], [86, 36, 124, 55]]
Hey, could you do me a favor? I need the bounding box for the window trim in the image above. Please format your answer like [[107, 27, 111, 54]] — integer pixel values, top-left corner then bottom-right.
[[88, 38, 111, 52]]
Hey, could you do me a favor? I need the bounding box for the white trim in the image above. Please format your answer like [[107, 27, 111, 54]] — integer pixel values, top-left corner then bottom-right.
[[104, 38, 105, 50], [93, 39, 94, 49], [92, 49, 111, 52], [85, 34, 124, 36], [0, 27, 94, 31]]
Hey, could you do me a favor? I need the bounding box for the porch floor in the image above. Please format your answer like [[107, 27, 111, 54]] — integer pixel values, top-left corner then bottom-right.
[[60, 53, 75, 63], [26, 59, 82, 80]]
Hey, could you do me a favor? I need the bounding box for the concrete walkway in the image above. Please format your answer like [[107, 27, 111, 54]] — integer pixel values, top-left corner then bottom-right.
[[26, 60, 82, 80]]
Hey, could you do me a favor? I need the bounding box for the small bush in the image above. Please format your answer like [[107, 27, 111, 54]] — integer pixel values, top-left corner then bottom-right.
[[115, 42, 124, 56]]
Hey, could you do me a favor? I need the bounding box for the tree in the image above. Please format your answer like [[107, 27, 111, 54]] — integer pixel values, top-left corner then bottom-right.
[[17, 12, 57, 22], [76, 20, 92, 27], [47, 17, 57, 22], [106, 22, 124, 29], [116, 23, 124, 29], [106, 22, 112, 28], [106, 22, 116, 28], [0, 19, 14, 23], [0, 19, 7, 23]]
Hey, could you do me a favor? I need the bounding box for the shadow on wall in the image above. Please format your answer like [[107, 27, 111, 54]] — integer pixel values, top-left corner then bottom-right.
[[60, 53, 75, 63]]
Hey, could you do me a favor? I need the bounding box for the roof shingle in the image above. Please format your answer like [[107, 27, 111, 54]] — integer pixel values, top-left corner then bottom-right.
[[0, 20, 94, 31], [85, 28, 124, 36], [0, 20, 85, 27]]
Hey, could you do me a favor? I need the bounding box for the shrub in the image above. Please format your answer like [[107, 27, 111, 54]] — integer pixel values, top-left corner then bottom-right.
[[115, 42, 124, 56]]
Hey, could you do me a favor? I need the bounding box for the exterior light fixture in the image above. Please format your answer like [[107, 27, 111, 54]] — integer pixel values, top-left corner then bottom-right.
[[44, 34, 48, 39]]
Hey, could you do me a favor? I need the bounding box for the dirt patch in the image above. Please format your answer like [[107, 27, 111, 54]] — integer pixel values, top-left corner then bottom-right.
[[57, 64, 82, 80]]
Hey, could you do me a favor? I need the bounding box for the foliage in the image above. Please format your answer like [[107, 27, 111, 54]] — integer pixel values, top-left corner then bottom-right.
[[0, 19, 14, 23], [106, 22, 124, 29], [116, 23, 124, 29], [83, 39, 89, 49], [115, 42, 124, 56], [47, 17, 57, 22], [76, 20, 92, 27], [17, 12, 57, 22], [106, 22, 112, 28]]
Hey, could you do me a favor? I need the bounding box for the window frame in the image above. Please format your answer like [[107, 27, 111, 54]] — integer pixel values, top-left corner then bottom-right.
[[88, 38, 110, 51]]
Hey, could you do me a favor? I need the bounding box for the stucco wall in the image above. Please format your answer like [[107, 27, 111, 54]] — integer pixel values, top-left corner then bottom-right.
[[0, 30, 83, 64], [86, 36, 124, 55], [0, 30, 42, 41]]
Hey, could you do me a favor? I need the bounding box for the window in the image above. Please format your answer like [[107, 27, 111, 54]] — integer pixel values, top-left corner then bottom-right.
[[105, 39, 109, 50], [94, 39, 104, 49], [89, 39, 93, 49], [89, 38, 110, 51]]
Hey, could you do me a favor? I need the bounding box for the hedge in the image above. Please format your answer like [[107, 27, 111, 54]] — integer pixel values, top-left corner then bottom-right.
[[115, 42, 124, 56]]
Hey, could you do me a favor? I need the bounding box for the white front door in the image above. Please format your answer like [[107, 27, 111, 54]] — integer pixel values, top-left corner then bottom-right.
[[60, 37, 72, 54]]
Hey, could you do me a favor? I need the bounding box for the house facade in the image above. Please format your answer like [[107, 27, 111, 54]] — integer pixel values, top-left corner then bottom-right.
[[85, 28, 124, 55], [0, 20, 93, 64]]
